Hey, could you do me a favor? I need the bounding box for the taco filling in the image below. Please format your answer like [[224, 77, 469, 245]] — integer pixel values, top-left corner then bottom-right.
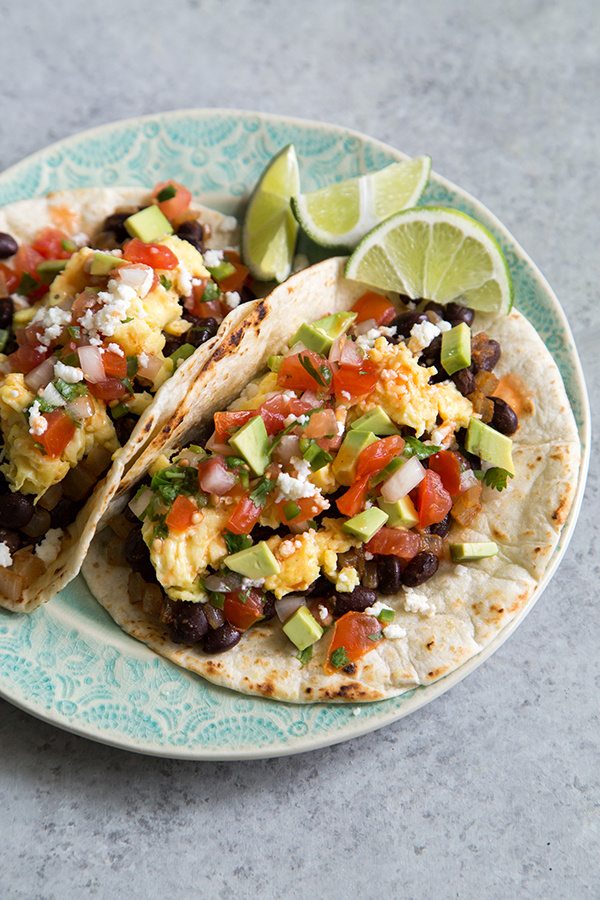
[[121, 291, 520, 672], [0, 180, 251, 600]]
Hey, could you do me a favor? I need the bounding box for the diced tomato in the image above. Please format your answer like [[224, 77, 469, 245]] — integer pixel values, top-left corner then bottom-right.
[[0, 263, 18, 294], [304, 408, 337, 440], [415, 469, 453, 528], [12, 245, 46, 299], [219, 251, 249, 294], [275, 495, 323, 525], [31, 227, 72, 260], [101, 349, 127, 379], [428, 450, 462, 497], [352, 292, 396, 326], [336, 476, 370, 517], [224, 589, 265, 631], [325, 611, 383, 673], [214, 410, 255, 443], [192, 298, 226, 321], [227, 494, 262, 534], [356, 435, 405, 479], [165, 495, 197, 533], [277, 351, 332, 394], [87, 378, 130, 402], [333, 361, 378, 402], [35, 410, 75, 458], [8, 344, 50, 374], [151, 180, 192, 224], [123, 238, 178, 270], [365, 526, 421, 559]]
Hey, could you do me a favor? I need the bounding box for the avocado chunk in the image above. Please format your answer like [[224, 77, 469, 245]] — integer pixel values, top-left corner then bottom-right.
[[89, 251, 125, 276], [441, 322, 471, 375], [282, 605, 324, 651], [289, 311, 356, 353], [301, 439, 333, 471], [450, 541, 498, 562], [350, 406, 398, 436], [36, 259, 67, 283], [332, 430, 378, 486], [229, 416, 269, 476], [124, 205, 174, 242], [377, 495, 419, 529], [224, 541, 281, 579], [465, 418, 514, 474], [343, 507, 389, 542]]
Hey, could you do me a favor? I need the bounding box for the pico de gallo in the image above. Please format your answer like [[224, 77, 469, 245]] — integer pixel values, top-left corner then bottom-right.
[[121, 292, 519, 671], [0, 181, 249, 601]]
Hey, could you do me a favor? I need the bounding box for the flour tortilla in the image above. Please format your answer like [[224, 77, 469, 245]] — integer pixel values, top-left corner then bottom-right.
[[84, 258, 580, 702], [0, 187, 238, 612]]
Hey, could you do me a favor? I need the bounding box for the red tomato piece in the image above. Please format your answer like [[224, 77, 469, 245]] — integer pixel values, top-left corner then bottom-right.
[[335, 476, 370, 517], [227, 495, 262, 534], [0, 263, 18, 294], [333, 361, 378, 402], [87, 378, 130, 402], [365, 526, 421, 559], [14, 244, 44, 277], [325, 611, 383, 673], [35, 410, 75, 458], [165, 495, 197, 533], [275, 495, 323, 525], [101, 349, 127, 379], [8, 344, 50, 374], [31, 227, 72, 260], [224, 589, 265, 631], [123, 238, 178, 270], [428, 450, 462, 497], [356, 435, 405, 479], [277, 351, 332, 394], [415, 469, 453, 528], [151, 181, 192, 224], [214, 410, 255, 443], [219, 251, 249, 293], [352, 292, 396, 325]]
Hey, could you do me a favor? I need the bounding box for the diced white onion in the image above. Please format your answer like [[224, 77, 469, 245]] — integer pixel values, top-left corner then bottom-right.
[[273, 435, 301, 465], [339, 340, 364, 368], [198, 458, 237, 495], [119, 264, 154, 296], [460, 468, 479, 491], [77, 346, 106, 383], [275, 595, 306, 623], [205, 432, 235, 456], [204, 572, 243, 593], [128, 487, 154, 519], [24, 357, 55, 392], [66, 394, 94, 421], [137, 353, 163, 381], [381, 456, 425, 502], [354, 318, 377, 335], [328, 336, 342, 364]]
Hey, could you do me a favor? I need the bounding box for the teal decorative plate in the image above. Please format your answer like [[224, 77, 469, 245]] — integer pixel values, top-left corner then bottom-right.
[[0, 110, 590, 759]]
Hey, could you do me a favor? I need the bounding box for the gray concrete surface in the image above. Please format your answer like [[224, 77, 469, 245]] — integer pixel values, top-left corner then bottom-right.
[[0, 0, 598, 897]]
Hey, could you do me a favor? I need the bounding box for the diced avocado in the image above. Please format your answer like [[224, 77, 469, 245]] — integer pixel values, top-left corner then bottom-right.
[[377, 495, 419, 529], [267, 354, 283, 372], [124, 205, 174, 242], [89, 251, 125, 276], [450, 541, 498, 562], [224, 541, 281, 579], [288, 311, 356, 353], [205, 259, 236, 281], [282, 605, 324, 651], [343, 507, 389, 542], [371, 455, 404, 486], [350, 406, 398, 436], [465, 418, 514, 474], [332, 430, 378, 486], [441, 322, 471, 375], [314, 311, 357, 340], [229, 415, 269, 476], [302, 440, 333, 471], [36, 259, 67, 283]]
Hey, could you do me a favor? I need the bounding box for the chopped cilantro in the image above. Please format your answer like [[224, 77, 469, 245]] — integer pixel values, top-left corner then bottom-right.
[[368, 631, 384, 642], [126, 356, 138, 378], [330, 646, 350, 669], [18, 272, 40, 295], [296, 646, 313, 667], [237, 590, 250, 604], [54, 378, 88, 402], [67, 325, 81, 340], [157, 184, 177, 202], [249, 477, 275, 508], [201, 280, 220, 302], [60, 352, 79, 367], [152, 519, 169, 540], [150, 464, 200, 504], [121, 316, 134, 324], [298, 353, 330, 388], [159, 274, 172, 290], [224, 531, 252, 554], [210, 591, 225, 609], [403, 436, 441, 459], [475, 467, 513, 491]]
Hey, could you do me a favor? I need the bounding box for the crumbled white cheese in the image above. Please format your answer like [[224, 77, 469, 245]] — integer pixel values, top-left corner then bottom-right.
[[404, 589, 435, 617], [0, 541, 12, 568], [54, 360, 83, 383], [202, 249, 223, 268], [79, 278, 145, 341], [340, 390, 351, 401], [39, 383, 66, 408], [106, 342, 124, 357], [11, 294, 30, 310], [356, 328, 382, 351], [437, 320, 452, 332], [283, 413, 309, 427], [28, 400, 48, 437], [384, 623, 407, 640], [241, 577, 265, 590], [365, 600, 394, 618], [173, 265, 193, 297], [408, 320, 441, 354], [32, 306, 71, 347], [223, 291, 241, 310], [71, 232, 89, 248], [335, 566, 360, 593], [138, 351, 149, 369], [276, 457, 319, 502], [317, 604, 329, 622], [35, 528, 63, 564], [364, 551, 374, 561], [379, 325, 397, 339]]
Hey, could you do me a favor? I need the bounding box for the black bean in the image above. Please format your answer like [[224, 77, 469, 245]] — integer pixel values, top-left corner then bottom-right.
[[424, 301, 445, 318], [0, 232, 18, 259], [113, 414, 138, 446], [50, 497, 81, 529], [0, 491, 34, 529], [101, 212, 131, 243], [452, 365, 476, 396], [176, 220, 204, 252], [202, 622, 242, 653], [429, 513, 451, 538], [362, 560, 379, 590], [205, 604, 226, 630], [306, 575, 336, 598], [186, 317, 219, 348], [170, 601, 209, 644], [261, 592, 276, 621], [445, 302, 474, 327], [376, 556, 402, 594], [472, 335, 501, 371], [333, 586, 377, 617], [124, 527, 156, 583], [391, 311, 427, 340], [402, 551, 439, 587], [0, 297, 13, 325], [0, 527, 22, 555], [420, 333, 442, 368], [490, 396, 518, 435]]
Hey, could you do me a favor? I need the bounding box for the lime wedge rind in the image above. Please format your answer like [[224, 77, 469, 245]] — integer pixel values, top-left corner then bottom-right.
[[291, 156, 431, 250], [345, 206, 513, 315]]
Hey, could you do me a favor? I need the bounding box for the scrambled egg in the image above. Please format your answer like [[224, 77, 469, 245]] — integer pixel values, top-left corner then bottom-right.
[[229, 372, 278, 412], [0, 373, 118, 498], [144, 505, 230, 602], [264, 518, 360, 598], [353, 337, 472, 437]]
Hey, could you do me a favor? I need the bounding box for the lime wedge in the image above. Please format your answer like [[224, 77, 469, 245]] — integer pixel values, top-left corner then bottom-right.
[[345, 206, 513, 314], [242, 144, 300, 282], [291, 156, 431, 249]]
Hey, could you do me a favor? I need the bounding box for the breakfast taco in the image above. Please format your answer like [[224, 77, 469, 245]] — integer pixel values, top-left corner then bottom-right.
[[84, 256, 580, 702], [0, 182, 245, 611]]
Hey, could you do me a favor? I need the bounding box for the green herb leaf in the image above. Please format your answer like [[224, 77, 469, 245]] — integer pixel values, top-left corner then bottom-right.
[[156, 185, 177, 202], [18, 272, 40, 295], [368, 631, 384, 642], [159, 274, 172, 290], [153, 518, 169, 540], [210, 591, 225, 609], [249, 477, 275, 508], [201, 280, 220, 302], [403, 436, 441, 459], [224, 531, 252, 554], [126, 356, 139, 378], [54, 378, 88, 402], [298, 353, 329, 388], [475, 467, 513, 492], [150, 465, 199, 504], [330, 646, 350, 669], [67, 325, 81, 340], [296, 646, 313, 667]]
